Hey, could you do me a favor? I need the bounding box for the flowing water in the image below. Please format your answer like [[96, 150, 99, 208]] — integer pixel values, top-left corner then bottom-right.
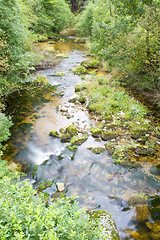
[[3, 37, 160, 239]]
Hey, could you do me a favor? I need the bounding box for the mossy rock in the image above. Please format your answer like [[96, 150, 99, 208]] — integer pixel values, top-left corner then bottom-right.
[[61, 134, 72, 142], [33, 75, 50, 86], [81, 60, 101, 69], [115, 160, 142, 168], [51, 192, 66, 202], [91, 210, 120, 240], [91, 127, 103, 138], [71, 135, 88, 145], [49, 130, 60, 138], [66, 124, 78, 137], [88, 147, 105, 154], [78, 94, 86, 104], [72, 66, 88, 75], [101, 130, 118, 141], [36, 181, 53, 193]]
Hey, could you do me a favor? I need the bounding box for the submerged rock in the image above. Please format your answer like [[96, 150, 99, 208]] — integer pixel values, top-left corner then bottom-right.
[[61, 133, 72, 142], [88, 147, 105, 154], [92, 210, 120, 240]]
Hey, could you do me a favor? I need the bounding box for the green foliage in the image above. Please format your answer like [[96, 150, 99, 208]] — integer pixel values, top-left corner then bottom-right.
[[0, 175, 104, 239], [0, 113, 13, 157], [32, 0, 73, 34]]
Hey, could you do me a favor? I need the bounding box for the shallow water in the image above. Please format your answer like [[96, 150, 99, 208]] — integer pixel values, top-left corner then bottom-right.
[[4, 38, 160, 239]]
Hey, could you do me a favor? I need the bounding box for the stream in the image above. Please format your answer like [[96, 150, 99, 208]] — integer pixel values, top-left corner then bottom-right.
[[3, 36, 160, 239]]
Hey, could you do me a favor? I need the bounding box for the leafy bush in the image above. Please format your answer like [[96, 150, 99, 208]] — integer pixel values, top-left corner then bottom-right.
[[0, 174, 104, 239]]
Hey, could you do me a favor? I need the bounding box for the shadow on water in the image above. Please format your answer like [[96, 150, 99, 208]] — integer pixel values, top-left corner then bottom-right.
[[3, 38, 160, 240]]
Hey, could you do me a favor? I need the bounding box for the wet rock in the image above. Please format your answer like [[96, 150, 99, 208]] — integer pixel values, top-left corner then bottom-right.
[[51, 192, 66, 201], [71, 135, 88, 145], [36, 181, 53, 193], [88, 147, 105, 154], [115, 160, 142, 168], [56, 182, 65, 192], [61, 133, 72, 142], [91, 210, 120, 240], [128, 196, 147, 206], [135, 205, 151, 222], [81, 60, 101, 69], [49, 130, 60, 138], [149, 165, 160, 176]]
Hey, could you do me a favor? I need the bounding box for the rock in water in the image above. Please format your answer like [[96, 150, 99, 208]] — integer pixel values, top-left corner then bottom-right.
[[56, 182, 65, 192]]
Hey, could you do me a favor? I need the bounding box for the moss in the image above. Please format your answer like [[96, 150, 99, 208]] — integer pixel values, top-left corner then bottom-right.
[[101, 130, 118, 141], [66, 124, 78, 137], [72, 65, 88, 75], [61, 134, 72, 142]]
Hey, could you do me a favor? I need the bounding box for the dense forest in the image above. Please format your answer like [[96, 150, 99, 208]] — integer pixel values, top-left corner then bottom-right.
[[0, 0, 159, 239]]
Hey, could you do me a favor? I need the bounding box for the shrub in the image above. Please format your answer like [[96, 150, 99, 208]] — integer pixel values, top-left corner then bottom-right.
[[0, 175, 104, 239]]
